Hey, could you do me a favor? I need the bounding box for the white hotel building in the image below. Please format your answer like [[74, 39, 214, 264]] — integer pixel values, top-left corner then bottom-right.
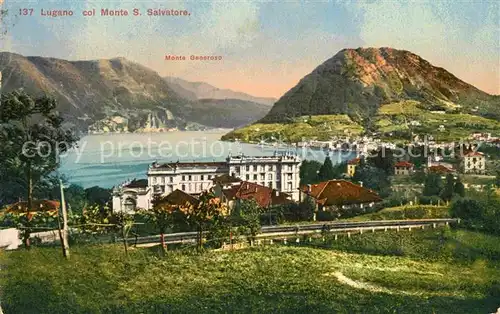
[[112, 153, 302, 212]]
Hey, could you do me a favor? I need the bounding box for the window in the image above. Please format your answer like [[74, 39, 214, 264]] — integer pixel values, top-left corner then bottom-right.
[[260, 174, 265, 180], [250, 165, 254, 172], [287, 174, 292, 180], [253, 174, 257, 180], [188, 175, 192, 181], [201, 175, 204, 181], [246, 165, 250, 171], [287, 182, 293, 191], [246, 174, 250, 180], [123, 198, 136, 212], [169, 176, 173, 183], [268, 182, 273, 188], [182, 175, 185, 181], [268, 173, 272, 180], [181, 184, 186, 191]]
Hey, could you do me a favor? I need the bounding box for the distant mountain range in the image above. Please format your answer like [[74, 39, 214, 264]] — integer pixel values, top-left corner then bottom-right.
[[0, 52, 272, 133], [164, 76, 276, 106], [223, 47, 499, 142]]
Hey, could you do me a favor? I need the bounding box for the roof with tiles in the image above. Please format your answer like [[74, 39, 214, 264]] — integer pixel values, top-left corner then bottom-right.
[[157, 189, 199, 206], [394, 161, 414, 168], [300, 180, 382, 206], [348, 158, 361, 165], [428, 165, 453, 174], [222, 181, 292, 208]]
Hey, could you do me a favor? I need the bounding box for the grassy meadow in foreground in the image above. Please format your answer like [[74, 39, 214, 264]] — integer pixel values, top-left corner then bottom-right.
[[1, 229, 499, 314]]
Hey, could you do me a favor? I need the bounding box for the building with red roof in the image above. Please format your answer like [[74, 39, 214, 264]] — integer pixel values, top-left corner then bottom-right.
[[215, 181, 293, 209], [394, 161, 414, 175], [347, 158, 361, 177], [4, 200, 60, 220], [299, 180, 382, 219], [462, 151, 486, 174]]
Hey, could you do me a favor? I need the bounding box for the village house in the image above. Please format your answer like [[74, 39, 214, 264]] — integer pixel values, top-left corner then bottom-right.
[[299, 180, 382, 220], [394, 161, 414, 175], [461, 151, 486, 174], [4, 200, 60, 219], [214, 180, 293, 210], [427, 164, 454, 175], [156, 189, 200, 207], [347, 158, 360, 177]]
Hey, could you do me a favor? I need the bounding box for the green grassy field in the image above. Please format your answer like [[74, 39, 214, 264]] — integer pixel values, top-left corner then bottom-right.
[[221, 115, 364, 142], [1, 228, 499, 313], [222, 100, 500, 143], [376, 101, 500, 141], [349, 205, 450, 221]]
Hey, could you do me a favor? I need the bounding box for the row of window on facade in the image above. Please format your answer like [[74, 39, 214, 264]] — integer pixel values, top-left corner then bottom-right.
[[151, 174, 217, 185], [233, 164, 295, 173], [237, 173, 294, 181]]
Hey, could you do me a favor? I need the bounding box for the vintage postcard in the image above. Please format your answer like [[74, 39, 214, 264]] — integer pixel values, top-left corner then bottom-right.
[[0, 1, 499, 313]]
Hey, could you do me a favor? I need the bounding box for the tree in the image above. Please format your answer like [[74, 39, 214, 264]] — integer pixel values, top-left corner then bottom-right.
[[318, 156, 335, 181], [0, 91, 78, 247], [85, 186, 112, 207], [495, 170, 500, 188], [440, 173, 455, 201], [143, 194, 178, 252], [423, 173, 443, 197], [299, 160, 321, 185], [352, 164, 391, 198], [367, 148, 395, 175], [110, 212, 135, 258], [231, 199, 262, 244], [180, 191, 228, 250], [454, 176, 465, 198]]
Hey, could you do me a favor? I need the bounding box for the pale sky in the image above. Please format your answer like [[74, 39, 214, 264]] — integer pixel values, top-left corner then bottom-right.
[[1, 0, 499, 98]]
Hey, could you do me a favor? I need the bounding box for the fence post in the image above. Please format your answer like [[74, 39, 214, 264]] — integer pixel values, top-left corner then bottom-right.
[[372, 228, 375, 233], [283, 238, 287, 244], [396, 226, 400, 232], [421, 225, 425, 230], [384, 227, 387, 232], [334, 234, 338, 241], [433, 223, 437, 229], [408, 227, 412, 232], [296, 238, 300, 243], [257, 240, 262, 246], [269, 239, 273, 245], [359, 229, 363, 235], [347, 232, 351, 239]]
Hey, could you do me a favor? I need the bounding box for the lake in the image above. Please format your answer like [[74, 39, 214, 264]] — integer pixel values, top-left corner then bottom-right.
[[59, 131, 355, 188]]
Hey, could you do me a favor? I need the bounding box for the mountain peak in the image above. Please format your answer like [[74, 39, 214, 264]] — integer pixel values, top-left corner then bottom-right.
[[259, 47, 498, 124]]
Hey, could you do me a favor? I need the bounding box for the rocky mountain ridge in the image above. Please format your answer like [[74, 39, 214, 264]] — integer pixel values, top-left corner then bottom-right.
[[0, 52, 271, 133]]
